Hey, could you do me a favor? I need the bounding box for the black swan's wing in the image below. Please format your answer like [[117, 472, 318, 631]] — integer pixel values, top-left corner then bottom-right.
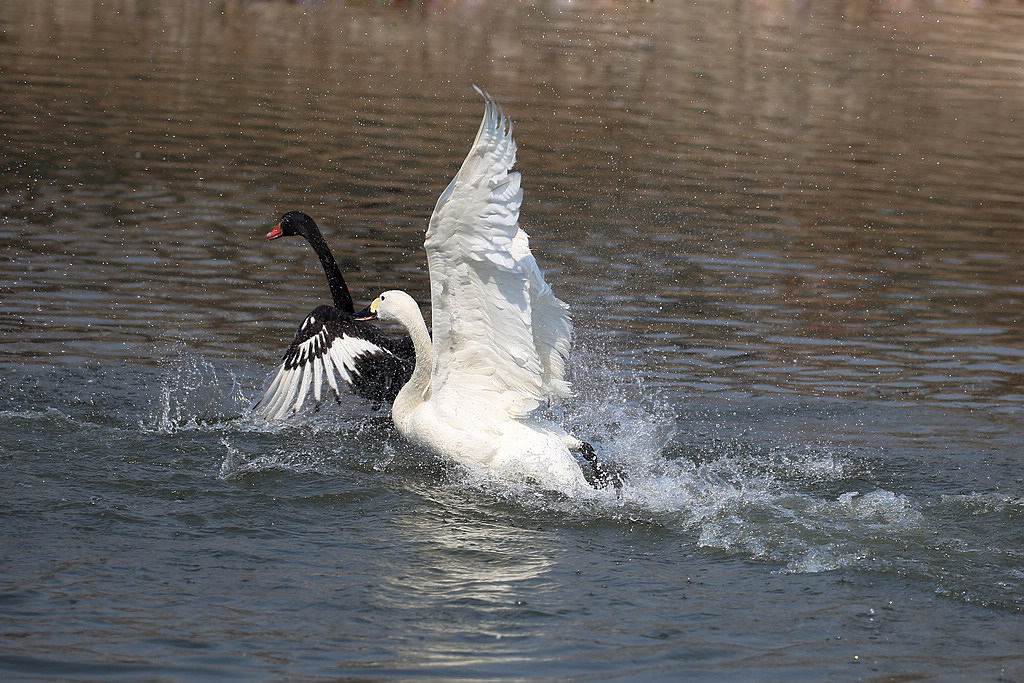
[[252, 305, 414, 419]]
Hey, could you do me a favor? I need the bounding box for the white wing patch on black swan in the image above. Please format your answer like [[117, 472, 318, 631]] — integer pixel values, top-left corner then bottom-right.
[[253, 305, 413, 420]]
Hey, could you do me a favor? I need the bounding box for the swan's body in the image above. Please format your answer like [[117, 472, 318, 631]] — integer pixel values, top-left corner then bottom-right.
[[362, 292, 594, 493], [253, 212, 414, 419], [357, 90, 619, 493]]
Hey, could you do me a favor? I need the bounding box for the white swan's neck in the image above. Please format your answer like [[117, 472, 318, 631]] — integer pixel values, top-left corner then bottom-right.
[[392, 301, 433, 423]]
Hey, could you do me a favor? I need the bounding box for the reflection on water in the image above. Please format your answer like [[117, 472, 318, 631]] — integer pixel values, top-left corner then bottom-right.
[[382, 492, 559, 666], [2, 0, 1021, 413]]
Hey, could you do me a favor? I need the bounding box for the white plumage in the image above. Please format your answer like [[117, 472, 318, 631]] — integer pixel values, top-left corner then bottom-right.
[[359, 88, 610, 494], [425, 90, 572, 419]]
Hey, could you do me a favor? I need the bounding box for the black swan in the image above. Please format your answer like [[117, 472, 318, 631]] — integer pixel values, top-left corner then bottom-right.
[[252, 211, 414, 419]]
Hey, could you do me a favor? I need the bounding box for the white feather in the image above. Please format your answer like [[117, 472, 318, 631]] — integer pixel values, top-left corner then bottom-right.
[[321, 349, 341, 399], [312, 352, 324, 404], [424, 88, 572, 420], [293, 363, 312, 414]]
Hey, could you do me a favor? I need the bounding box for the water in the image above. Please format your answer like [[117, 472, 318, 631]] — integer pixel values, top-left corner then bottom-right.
[[2, 1, 1023, 679]]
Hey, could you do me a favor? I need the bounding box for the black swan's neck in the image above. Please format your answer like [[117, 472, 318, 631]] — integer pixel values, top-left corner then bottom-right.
[[306, 230, 354, 314]]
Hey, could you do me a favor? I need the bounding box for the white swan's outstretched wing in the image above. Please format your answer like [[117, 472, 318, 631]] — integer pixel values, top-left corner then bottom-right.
[[424, 88, 572, 418]]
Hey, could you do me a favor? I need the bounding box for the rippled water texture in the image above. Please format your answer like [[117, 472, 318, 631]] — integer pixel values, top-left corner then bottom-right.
[[2, 1, 1023, 680]]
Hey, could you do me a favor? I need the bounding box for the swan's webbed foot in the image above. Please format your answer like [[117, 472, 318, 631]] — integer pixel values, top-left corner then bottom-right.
[[578, 441, 626, 491]]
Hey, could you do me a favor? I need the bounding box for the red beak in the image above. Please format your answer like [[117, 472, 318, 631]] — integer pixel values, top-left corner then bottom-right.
[[266, 223, 284, 240]]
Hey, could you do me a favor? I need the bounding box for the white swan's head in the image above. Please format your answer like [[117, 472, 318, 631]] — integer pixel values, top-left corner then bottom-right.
[[354, 290, 421, 325]]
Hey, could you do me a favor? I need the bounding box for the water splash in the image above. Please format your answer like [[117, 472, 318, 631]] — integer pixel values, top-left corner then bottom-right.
[[532, 346, 933, 576], [141, 347, 252, 434], [140, 349, 1022, 609], [559, 342, 679, 476], [217, 437, 349, 480]]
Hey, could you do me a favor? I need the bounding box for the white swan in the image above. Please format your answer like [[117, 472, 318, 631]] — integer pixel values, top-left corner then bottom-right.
[[356, 88, 619, 494]]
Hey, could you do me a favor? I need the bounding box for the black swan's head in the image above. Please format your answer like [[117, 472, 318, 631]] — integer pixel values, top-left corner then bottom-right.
[[267, 211, 319, 241]]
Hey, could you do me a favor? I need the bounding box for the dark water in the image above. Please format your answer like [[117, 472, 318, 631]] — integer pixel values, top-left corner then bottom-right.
[[2, 1, 1023, 679]]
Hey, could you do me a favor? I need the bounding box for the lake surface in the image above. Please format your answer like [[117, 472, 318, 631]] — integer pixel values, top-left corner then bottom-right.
[[2, 1, 1023, 679]]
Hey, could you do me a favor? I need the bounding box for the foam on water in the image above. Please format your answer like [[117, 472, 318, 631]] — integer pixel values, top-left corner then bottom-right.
[[218, 438, 327, 480]]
